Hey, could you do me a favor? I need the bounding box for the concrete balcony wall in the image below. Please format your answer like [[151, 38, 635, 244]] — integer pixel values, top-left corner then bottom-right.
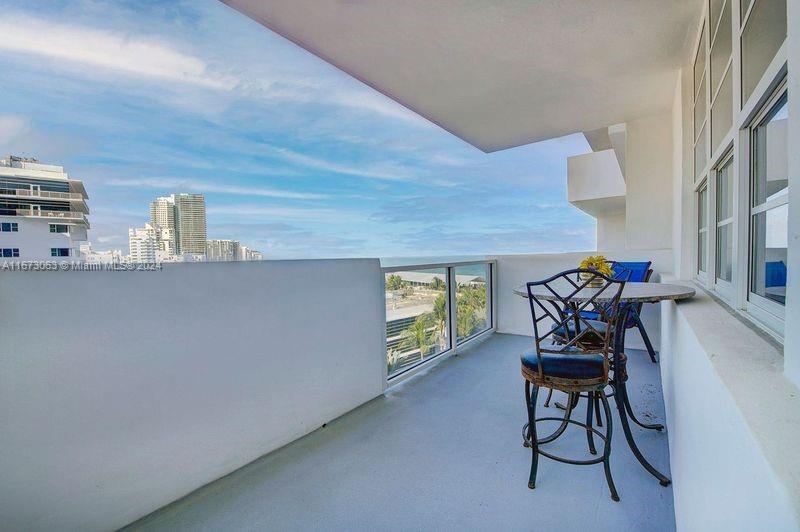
[[660, 287, 800, 530], [0, 259, 385, 531], [567, 149, 626, 217], [490, 249, 673, 352]]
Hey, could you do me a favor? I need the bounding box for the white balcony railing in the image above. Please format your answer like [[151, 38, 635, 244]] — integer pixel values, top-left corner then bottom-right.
[[383, 259, 495, 379], [0, 188, 84, 200], [10, 208, 86, 222]]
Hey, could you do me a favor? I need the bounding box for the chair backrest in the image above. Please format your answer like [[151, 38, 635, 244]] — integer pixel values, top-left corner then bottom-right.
[[610, 261, 652, 283], [526, 269, 627, 377]]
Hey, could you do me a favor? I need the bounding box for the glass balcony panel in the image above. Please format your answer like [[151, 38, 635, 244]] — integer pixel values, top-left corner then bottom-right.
[[456, 264, 490, 343], [385, 268, 450, 376]]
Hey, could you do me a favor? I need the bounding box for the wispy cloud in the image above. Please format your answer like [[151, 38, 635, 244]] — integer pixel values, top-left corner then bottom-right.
[[207, 204, 364, 223], [0, 13, 236, 90], [107, 176, 328, 200], [264, 145, 415, 181], [0, 114, 28, 144]]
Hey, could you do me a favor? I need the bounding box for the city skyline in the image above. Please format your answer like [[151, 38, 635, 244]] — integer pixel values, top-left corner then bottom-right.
[[0, 0, 595, 260]]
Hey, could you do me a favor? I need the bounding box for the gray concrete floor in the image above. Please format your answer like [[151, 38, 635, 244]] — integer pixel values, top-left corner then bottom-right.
[[127, 334, 675, 531]]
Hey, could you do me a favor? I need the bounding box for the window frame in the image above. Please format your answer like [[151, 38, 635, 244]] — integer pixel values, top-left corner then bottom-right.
[[713, 149, 736, 300], [744, 82, 788, 330], [696, 178, 710, 281]]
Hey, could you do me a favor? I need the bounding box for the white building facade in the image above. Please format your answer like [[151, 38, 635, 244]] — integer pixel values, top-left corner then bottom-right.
[[128, 223, 157, 263], [206, 239, 240, 261], [0, 155, 89, 260]]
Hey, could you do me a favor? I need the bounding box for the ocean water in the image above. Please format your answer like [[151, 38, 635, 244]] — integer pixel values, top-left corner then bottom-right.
[[380, 255, 489, 275]]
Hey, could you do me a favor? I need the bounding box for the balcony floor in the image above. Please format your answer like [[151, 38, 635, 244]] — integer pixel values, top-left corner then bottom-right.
[[128, 334, 674, 531]]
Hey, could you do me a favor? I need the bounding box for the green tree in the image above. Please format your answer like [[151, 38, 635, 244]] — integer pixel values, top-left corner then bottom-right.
[[456, 285, 487, 339], [402, 314, 433, 361], [432, 293, 448, 348], [429, 276, 445, 291], [386, 274, 403, 291]]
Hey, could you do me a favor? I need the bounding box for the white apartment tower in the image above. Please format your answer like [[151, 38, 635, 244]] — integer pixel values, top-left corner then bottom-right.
[[149, 193, 206, 256], [206, 239, 240, 261], [0, 155, 89, 260], [128, 223, 157, 263], [149, 197, 176, 256]]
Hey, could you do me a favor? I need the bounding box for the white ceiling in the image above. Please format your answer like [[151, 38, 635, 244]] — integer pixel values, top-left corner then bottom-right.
[[222, 0, 700, 152]]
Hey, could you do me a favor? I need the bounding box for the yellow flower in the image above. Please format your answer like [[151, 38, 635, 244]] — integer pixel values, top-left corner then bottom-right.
[[579, 255, 613, 277]]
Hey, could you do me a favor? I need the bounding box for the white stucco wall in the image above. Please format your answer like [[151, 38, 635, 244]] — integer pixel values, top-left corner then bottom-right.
[[0, 259, 386, 531], [783, 0, 800, 387], [661, 290, 800, 530], [597, 213, 626, 251], [567, 149, 626, 204], [491, 250, 673, 351], [625, 113, 675, 250]]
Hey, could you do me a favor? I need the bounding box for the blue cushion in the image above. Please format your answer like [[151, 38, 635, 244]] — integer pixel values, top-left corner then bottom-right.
[[521, 347, 605, 379], [765, 261, 787, 288], [612, 261, 651, 282], [551, 319, 609, 339]]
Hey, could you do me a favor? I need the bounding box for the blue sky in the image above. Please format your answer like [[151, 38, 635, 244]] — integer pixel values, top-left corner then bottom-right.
[[0, 0, 595, 259]]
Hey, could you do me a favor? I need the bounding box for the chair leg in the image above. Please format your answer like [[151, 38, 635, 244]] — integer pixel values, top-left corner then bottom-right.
[[525, 381, 539, 489], [634, 312, 658, 363], [599, 391, 620, 502], [585, 392, 597, 455], [543, 387, 554, 407], [594, 392, 603, 427]]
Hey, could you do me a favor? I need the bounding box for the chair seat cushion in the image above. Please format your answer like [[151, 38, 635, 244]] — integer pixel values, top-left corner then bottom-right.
[[521, 347, 605, 380], [565, 308, 602, 321], [551, 319, 609, 339]]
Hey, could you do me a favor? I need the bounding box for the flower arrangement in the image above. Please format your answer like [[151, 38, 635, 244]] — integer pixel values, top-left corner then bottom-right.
[[578, 255, 612, 286]]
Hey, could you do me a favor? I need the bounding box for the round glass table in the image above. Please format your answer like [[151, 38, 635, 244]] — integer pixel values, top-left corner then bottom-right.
[[513, 280, 695, 486]]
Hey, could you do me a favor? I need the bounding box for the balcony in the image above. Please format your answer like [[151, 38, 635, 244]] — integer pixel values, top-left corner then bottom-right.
[[6, 207, 88, 224], [0, 188, 85, 201], [128, 334, 673, 531]]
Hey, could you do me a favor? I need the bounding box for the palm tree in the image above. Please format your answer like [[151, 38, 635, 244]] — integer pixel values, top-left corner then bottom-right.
[[386, 274, 403, 291], [402, 315, 433, 361], [432, 293, 448, 349]]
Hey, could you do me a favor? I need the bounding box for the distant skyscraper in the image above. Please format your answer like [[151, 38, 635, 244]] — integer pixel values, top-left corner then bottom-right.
[[128, 223, 157, 263], [173, 193, 206, 255], [206, 239, 240, 261], [148, 193, 206, 256], [149, 196, 176, 256]]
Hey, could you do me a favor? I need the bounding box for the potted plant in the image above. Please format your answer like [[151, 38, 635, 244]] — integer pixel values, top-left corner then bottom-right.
[[578, 255, 613, 287]]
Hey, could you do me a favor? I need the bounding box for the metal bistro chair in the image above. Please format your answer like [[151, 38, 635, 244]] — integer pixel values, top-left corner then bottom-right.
[[520, 268, 627, 501], [562, 261, 656, 363]]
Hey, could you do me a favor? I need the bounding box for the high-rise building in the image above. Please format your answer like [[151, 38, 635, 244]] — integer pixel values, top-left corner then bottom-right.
[[149, 197, 176, 256], [206, 239, 240, 261], [0, 155, 90, 260], [239, 245, 263, 261], [148, 193, 207, 257], [173, 193, 206, 255], [128, 223, 157, 263]]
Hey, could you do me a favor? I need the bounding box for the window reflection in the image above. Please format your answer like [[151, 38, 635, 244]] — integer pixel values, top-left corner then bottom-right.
[[750, 95, 788, 305]]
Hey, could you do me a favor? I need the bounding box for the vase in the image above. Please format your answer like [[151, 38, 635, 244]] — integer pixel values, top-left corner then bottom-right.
[[579, 271, 605, 287]]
